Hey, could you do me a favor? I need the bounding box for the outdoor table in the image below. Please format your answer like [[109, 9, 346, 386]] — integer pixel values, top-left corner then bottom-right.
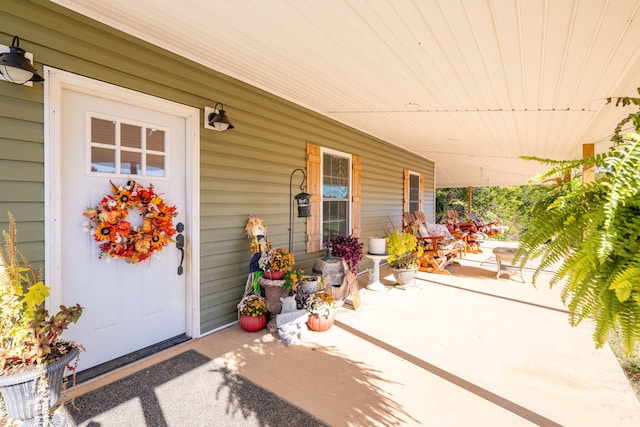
[[492, 247, 525, 282]]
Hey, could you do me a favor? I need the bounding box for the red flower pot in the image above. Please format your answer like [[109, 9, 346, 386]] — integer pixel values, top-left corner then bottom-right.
[[263, 271, 284, 280], [239, 314, 267, 332], [307, 314, 335, 332]]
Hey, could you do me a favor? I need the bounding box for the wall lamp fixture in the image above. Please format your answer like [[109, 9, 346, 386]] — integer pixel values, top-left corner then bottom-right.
[[288, 168, 311, 252], [205, 102, 234, 132], [0, 36, 44, 85]]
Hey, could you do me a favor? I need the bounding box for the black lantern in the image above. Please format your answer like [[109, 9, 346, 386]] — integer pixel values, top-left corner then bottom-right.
[[0, 36, 44, 84], [207, 102, 234, 131], [289, 168, 311, 252], [294, 191, 311, 218]]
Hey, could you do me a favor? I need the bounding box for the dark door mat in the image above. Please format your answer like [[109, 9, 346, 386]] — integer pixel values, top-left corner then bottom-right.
[[75, 334, 191, 384], [60, 349, 328, 427]]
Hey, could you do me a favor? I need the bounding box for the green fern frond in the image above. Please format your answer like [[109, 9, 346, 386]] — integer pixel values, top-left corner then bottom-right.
[[518, 92, 640, 355]]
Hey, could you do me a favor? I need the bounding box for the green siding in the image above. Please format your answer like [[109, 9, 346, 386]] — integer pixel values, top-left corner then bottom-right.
[[0, 0, 436, 334]]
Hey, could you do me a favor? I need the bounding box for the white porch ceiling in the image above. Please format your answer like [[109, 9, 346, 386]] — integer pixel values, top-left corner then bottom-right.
[[52, 0, 640, 187]]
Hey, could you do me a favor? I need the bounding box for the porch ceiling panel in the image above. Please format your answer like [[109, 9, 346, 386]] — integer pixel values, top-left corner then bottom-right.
[[52, 0, 640, 187]]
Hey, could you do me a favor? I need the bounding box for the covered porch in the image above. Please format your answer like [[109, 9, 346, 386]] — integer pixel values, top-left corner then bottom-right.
[[58, 240, 640, 426]]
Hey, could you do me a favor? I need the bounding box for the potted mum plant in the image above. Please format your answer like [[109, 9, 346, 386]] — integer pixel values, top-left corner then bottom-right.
[[385, 229, 423, 285], [304, 290, 337, 332], [259, 247, 295, 280], [282, 268, 304, 293], [238, 294, 268, 332], [0, 213, 83, 427]]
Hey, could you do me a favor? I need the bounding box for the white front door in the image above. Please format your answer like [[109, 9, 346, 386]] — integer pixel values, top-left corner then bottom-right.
[[45, 69, 200, 371]]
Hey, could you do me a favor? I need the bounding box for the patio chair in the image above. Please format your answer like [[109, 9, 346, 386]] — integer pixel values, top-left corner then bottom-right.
[[418, 210, 486, 255], [411, 211, 466, 274], [466, 212, 508, 236]]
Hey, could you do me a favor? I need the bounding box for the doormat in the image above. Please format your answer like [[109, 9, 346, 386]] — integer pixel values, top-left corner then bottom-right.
[[60, 349, 328, 427]]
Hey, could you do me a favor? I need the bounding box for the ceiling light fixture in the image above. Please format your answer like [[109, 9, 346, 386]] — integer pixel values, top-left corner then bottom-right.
[[0, 36, 44, 85]]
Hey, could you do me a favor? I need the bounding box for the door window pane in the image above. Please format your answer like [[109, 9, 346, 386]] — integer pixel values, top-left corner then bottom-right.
[[88, 114, 167, 178], [121, 123, 142, 149], [91, 118, 115, 145], [121, 151, 141, 175], [147, 129, 165, 151], [91, 147, 115, 173]]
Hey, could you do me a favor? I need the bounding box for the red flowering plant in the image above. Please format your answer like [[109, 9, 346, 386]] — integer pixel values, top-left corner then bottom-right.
[[82, 180, 178, 264], [329, 235, 363, 274]]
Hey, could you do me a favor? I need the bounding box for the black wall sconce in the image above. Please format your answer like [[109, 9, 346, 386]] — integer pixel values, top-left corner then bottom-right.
[[206, 102, 234, 132], [289, 168, 311, 252], [0, 36, 44, 85]]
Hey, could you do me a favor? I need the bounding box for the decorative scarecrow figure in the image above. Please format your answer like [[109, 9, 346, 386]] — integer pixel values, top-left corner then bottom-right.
[[245, 215, 272, 272]]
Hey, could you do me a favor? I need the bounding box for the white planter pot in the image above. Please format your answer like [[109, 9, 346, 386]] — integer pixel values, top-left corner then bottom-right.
[[391, 267, 415, 285], [368, 237, 386, 255], [301, 276, 319, 294]]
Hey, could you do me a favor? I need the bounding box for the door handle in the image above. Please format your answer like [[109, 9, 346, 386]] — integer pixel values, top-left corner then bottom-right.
[[176, 222, 185, 275]]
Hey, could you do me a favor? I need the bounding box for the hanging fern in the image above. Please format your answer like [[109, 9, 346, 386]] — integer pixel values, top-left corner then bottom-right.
[[516, 90, 640, 355]]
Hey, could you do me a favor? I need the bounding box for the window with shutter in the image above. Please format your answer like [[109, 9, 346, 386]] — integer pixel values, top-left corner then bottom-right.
[[306, 144, 361, 252], [404, 169, 423, 213]]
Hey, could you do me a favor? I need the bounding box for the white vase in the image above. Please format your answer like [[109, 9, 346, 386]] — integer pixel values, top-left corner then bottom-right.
[[368, 237, 386, 255]]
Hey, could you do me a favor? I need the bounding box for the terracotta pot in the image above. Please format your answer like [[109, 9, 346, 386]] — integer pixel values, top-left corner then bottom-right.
[[307, 314, 335, 332], [239, 314, 267, 332], [264, 271, 284, 280]]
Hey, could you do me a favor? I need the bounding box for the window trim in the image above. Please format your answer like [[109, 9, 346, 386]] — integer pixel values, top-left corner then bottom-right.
[[404, 168, 423, 214], [321, 147, 352, 246]]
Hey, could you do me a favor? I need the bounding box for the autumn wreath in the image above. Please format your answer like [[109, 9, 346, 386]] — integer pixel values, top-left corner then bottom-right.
[[82, 180, 178, 264]]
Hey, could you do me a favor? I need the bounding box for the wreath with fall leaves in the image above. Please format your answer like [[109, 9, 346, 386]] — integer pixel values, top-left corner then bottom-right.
[[83, 180, 178, 264]]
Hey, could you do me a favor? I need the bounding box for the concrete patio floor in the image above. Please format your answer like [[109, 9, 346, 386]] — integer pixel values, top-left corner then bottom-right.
[[61, 240, 640, 426]]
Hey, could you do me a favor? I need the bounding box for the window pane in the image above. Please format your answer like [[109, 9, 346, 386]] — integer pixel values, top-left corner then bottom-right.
[[91, 147, 115, 173], [121, 151, 141, 175], [147, 128, 165, 151], [91, 118, 115, 145], [323, 154, 349, 199], [121, 123, 142, 149], [146, 153, 166, 177], [322, 152, 350, 244], [410, 174, 420, 201], [322, 200, 347, 241]]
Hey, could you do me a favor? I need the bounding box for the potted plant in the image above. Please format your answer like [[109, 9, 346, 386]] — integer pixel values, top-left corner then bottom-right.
[[304, 290, 337, 332], [0, 213, 83, 426], [385, 229, 423, 285], [237, 294, 268, 332], [282, 268, 304, 293], [259, 247, 295, 280], [516, 90, 640, 355], [329, 235, 364, 274]]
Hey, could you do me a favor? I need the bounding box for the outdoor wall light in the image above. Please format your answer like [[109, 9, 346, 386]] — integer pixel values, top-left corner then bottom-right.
[[0, 36, 44, 85], [206, 102, 234, 131], [289, 168, 311, 252]]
